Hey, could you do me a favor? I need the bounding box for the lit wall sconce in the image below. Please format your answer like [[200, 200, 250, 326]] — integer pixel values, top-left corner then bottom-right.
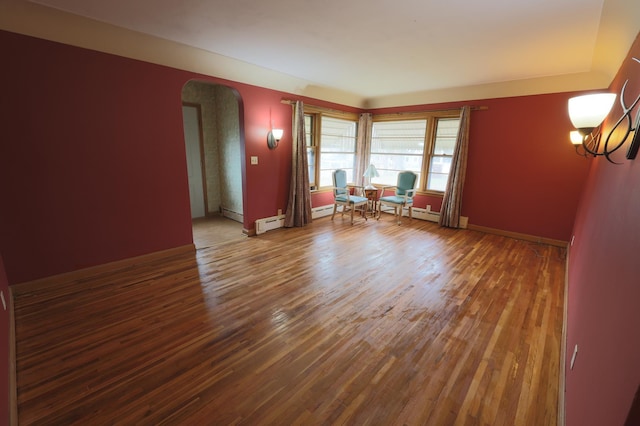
[[363, 164, 379, 189], [267, 128, 284, 150], [567, 57, 640, 163]]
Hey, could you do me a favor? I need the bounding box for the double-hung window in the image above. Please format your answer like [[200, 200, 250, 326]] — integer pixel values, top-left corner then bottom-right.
[[304, 107, 358, 190], [370, 112, 461, 192]]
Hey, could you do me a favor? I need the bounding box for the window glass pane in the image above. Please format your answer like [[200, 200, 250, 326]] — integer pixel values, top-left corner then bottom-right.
[[307, 148, 315, 187], [321, 117, 357, 152], [427, 156, 452, 191], [371, 119, 426, 185], [304, 115, 313, 147], [426, 118, 460, 191], [319, 117, 357, 187], [433, 118, 460, 155], [320, 157, 355, 186], [320, 170, 334, 188], [371, 120, 426, 153]]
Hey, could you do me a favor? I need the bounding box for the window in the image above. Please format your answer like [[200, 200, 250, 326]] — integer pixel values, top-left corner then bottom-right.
[[427, 118, 460, 191], [371, 113, 460, 192], [304, 108, 358, 190]]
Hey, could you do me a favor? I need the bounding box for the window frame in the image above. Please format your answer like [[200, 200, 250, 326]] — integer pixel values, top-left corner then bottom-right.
[[371, 110, 461, 195], [303, 106, 359, 191]]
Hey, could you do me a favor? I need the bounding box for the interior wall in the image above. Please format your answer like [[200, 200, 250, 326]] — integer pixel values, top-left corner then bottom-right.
[[182, 81, 221, 215], [215, 85, 243, 220], [0, 27, 594, 283], [371, 92, 591, 242], [565, 32, 640, 426], [181, 82, 243, 222], [0, 255, 9, 424], [0, 30, 195, 284], [0, 29, 339, 282]]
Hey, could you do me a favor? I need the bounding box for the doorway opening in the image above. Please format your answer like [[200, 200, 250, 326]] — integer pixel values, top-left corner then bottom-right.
[[181, 80, 245, 248]]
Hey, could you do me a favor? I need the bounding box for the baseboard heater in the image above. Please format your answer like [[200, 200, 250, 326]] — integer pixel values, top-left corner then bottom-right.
[[380, 205, 468, 229], [255, 205, 336, 235], [255, 214, 285, 235], [255, 204, 467, 235]]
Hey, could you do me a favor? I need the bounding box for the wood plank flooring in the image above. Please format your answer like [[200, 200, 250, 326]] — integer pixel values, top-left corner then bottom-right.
[[12, 216, 566, 425]]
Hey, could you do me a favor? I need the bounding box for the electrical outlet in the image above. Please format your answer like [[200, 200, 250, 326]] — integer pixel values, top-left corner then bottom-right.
[[250, 156, 258, 165], [0, 291, 5, 311], [570, 344, 578, 370]]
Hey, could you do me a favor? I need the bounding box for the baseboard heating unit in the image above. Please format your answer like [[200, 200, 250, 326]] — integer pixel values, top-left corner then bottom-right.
[[255, 204, 467, 235], [255, 205, 336, 235], [379, 205, 468, 228], [255, 214, 285, 235]]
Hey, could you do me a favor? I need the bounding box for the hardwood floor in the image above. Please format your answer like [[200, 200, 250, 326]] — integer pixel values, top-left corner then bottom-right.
[[13, 216, 565, 425]]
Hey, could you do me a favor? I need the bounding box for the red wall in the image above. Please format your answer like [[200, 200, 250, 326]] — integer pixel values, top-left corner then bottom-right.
[[0, 30, 340, 285], [1, 29, 589, 286], [565, 32, 640, 426], [0, 256, 8, 425], [1, 31, 193, 284], [373, 94, 591, 242]]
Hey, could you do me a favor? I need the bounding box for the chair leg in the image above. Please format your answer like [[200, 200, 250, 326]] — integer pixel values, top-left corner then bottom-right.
[[350, 205, 355, 224], [408, 206, 413, 221], [331, 204, 337, 220]]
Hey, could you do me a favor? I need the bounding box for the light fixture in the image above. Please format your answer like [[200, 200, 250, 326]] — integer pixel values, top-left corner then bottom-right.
[[568, 93, 616, 136], [567, 57, 640, 163], [362, 164, 379, 189], [267, 128, 283, 150], [569, 130, 583, 145]]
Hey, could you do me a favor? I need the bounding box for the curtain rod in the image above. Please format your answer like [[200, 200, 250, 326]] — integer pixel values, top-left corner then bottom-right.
[[281, 98, 488, 112]]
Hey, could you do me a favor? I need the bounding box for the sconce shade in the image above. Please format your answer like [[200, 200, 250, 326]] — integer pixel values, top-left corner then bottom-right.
[[569, 131, 583, 145], [568, 93, 616, 134], [267, 128, 284, 149], [272, 128, 284, 140]]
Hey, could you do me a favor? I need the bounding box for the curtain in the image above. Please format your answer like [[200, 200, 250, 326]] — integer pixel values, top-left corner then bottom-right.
[[439, 105, 471, 229], [354, 113, 373, 187], [284, 101, 313, 228]]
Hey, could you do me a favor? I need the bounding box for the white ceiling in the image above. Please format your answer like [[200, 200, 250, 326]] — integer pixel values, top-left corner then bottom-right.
[[11, 0, 640, 107]]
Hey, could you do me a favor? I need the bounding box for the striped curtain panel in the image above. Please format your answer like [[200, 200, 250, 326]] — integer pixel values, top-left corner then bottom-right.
[[354, 113, 373, 187], [284, 100, 313, 228], [439, 105, 471, 228]]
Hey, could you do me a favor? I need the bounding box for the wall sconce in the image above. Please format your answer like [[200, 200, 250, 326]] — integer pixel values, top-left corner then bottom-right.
[[568, 57, 640, 163], [363, 164, 379, 189], [267, 128, 284, 150]]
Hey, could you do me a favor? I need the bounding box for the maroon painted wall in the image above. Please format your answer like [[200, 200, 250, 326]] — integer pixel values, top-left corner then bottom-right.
[[1, 29, 589, 286], [565, 32, 640, 426], [0, 256, 8, 425], [0, 30, 346, 285], [373, 94, 591, 242], [1, 31, 193, 284]]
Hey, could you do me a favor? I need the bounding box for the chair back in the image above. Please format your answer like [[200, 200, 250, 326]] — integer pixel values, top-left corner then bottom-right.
[[396, 171, 417, 196], [332, 169, 348, 197]]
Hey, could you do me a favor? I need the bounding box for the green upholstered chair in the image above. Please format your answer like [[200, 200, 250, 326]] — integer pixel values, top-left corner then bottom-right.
[[377, 171, 417, 224], [331, 169, 368, 225]]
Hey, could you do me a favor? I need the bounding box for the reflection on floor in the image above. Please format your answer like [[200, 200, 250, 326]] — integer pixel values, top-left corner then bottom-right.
[[191, 215, 245, 249]]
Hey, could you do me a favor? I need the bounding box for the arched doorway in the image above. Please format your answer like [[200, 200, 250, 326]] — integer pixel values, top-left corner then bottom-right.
[[181, 80, 245, 247]]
